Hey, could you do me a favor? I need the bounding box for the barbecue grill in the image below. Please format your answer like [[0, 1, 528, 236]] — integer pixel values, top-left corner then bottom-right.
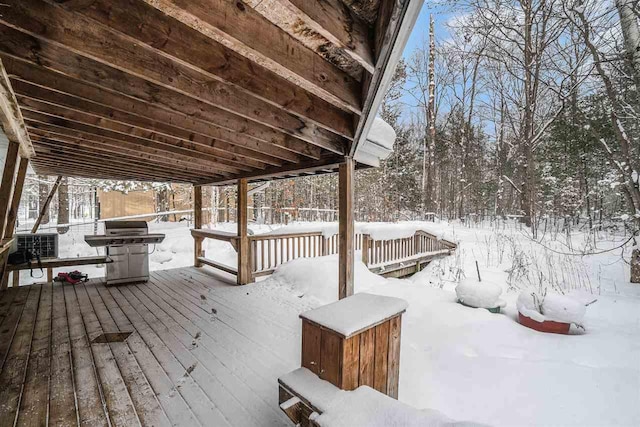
[[84, 221, 165, 285]]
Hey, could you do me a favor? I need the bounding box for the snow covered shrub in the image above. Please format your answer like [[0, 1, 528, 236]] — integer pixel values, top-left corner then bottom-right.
[[455, 278, 505, 309]]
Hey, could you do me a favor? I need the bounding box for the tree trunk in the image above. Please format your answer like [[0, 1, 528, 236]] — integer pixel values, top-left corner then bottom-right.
[[56, 177, 69, 234], [38, 175, 51, 225], [631, 249, 640, 283], [616, 0, 640, 94], [425, 14, 436, 216]]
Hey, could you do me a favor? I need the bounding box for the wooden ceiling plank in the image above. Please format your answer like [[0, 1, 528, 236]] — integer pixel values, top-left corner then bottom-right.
[[58, 0, 362, 114], [0, 0, 354, 138], [207, 155, 345, 186], [29, 132, 224, 177], [0, 58, 34, 157], [1, 53, 347, 156], [32, 145, 212, 181], [32, 162, 195, 183], [22, 109, 249, 174], [31, 153, 200, 182], [269, 0, 375, 73], [8, 65, 323, 162], [17, 94, 277, 169], [33, 151, 208, 183], [12, 79, 297, 166], [26, 123, 235, 177]]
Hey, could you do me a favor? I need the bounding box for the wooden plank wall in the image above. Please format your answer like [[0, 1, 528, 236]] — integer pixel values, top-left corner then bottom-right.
[[301, 316, 402, 398]]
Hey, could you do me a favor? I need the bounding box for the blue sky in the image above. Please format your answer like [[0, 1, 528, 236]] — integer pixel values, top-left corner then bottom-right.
[[401, 2, 454, 61], [396, 1, 458, 123]]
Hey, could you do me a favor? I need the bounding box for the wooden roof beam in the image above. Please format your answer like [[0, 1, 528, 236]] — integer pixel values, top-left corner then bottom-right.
[[17, 94, 284, 169], [0, 58, 33, 157], [83, 0, 364, 113], [0, 38, 348, 156], [207, 155, 345, 186], [22, 109, 250, 175], [32, 162, 195, 183], [32, 150, 211, 183], [31, 153, 203, 182], [26, 124, 235, 178], [29, 133, 226, 178], [260, 0, 375, 73], [5, 59, 329, 160], [12, 79, 304, 167], [0, 0, 354, 137]]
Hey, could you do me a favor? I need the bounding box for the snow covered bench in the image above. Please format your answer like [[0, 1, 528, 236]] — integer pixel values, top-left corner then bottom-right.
[[279, 368, 481, 427]]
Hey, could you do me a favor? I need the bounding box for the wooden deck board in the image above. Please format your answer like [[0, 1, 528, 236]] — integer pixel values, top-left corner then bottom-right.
[[48, 282, 79, 426], [144, 273, 285, 404], [63, 282, 110, 427], [94, 282, 201, 427], [16, 284, 52, 426], [82, 283, 171, 427], [123, 282, 269, 426], [0, 267, 297, 426], [131, 279, 288, 425], [0, 285, 40, 427], [107, 284, 231, 427], [73, 284, 141, 426]]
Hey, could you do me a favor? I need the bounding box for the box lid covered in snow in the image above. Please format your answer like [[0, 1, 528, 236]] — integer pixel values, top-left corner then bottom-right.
[[300, 293, 408, 337]]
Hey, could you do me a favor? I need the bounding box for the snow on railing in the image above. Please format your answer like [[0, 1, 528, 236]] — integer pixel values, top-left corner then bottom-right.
[[248, 229, 456, 278]]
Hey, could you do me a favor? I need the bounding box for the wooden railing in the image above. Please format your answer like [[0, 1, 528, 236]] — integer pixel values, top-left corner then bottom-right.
[[362, 231, 456, 276], [190, 229, 239, 275], [249, 232, 365, 277], [192, 228, 456, 280]]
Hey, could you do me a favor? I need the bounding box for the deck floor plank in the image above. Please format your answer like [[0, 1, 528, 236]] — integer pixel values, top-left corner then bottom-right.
[[0, 285, 40, 427], [105, 284, 230, 426], [82, 282, 172, 427], [16, 284, 52, 426], [0, 286, 19, 329], [153, 270, 295, 370], [0, 287, 30, 371], [166, 268, 298, 337], [74, 283, 141, 426], [176, 267, 301, 331], [48, 282, 80, 427], [0, 267, 299, 427], [93, 282, 201, 427], [123, 283, 263, 426], [147, 272, 289, 397], [63, 282, 110, 427], [131, 280, 288, 426]]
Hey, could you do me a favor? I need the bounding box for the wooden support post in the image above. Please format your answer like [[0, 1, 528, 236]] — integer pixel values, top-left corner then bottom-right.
[[5, 157, 28, 238], [339, 157, 354, 299], [193, 185, 203, 267], [0, 141, 19, 238], [0, 141, 19, 291], [237, 178, 251, 285], [0, 156, 28, 289], [31, 175, 62, 233]]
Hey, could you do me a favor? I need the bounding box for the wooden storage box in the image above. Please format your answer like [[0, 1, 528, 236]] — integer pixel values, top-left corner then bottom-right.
[[299, 293, 407, 398]]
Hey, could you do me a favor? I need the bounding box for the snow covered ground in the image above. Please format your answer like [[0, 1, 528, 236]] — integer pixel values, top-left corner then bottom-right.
[[20, 219, 640, 426], [262, 221, 640, 426]]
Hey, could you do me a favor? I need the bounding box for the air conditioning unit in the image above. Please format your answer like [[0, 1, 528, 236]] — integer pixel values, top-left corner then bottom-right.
[[12, 233, 59, 259]]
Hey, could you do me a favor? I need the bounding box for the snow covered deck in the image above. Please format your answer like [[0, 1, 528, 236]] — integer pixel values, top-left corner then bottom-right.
[[0, 267, 300, 426]]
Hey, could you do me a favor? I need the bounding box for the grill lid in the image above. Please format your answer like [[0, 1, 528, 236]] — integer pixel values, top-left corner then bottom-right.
[[105, 220, 149, 231]]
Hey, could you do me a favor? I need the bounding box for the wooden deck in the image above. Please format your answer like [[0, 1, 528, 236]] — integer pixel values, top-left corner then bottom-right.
[[0, 267, 301, 426]]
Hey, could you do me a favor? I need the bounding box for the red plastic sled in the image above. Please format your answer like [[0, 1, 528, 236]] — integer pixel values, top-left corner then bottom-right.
[[518, 312, 570, 334]]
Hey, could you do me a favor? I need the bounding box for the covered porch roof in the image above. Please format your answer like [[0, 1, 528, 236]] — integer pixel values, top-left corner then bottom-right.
[[0, 0, 422, 185]]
